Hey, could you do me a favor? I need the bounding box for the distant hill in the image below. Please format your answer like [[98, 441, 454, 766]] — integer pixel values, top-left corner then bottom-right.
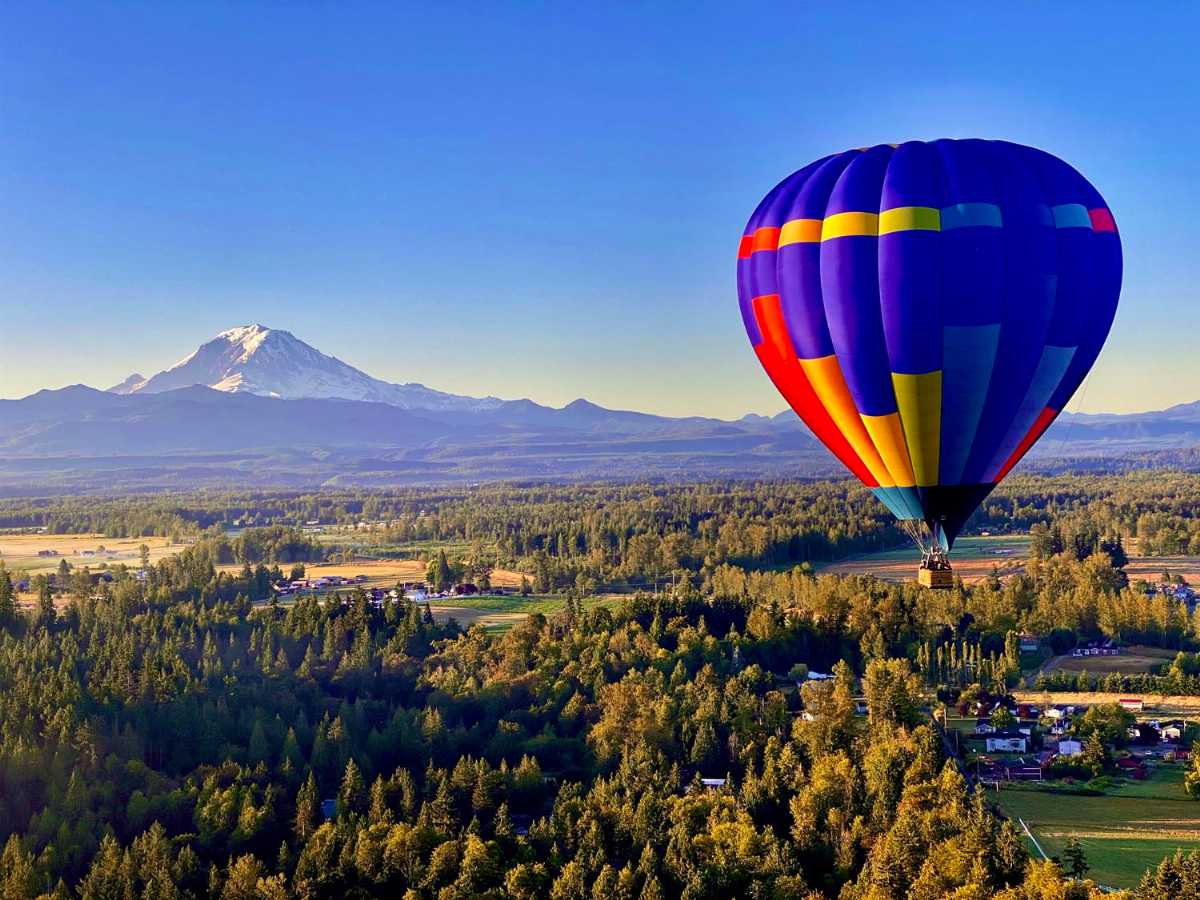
[[2, 323, 1198, 493], [0, 381, 833, 493]]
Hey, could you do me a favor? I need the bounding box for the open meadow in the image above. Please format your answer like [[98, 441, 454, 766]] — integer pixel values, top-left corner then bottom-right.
[[227, 556, 619, 631], [1013, 690, 1200, 717], [427, 593, 628, 630], [1045, 644, 1178, 675], [814, 535, 1030, 583], [217, 557, 529, 590], [2, 532, 182, 606], [1124, 553, 1200, 584], [0, 532, 179, 576], [991, 765, 1200, 889]]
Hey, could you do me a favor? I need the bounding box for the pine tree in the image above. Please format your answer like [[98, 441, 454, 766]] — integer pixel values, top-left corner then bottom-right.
[[1062, 837, 1089, 878], [1080, 730, 1108, 777], [368, 776, 393, 826], [247, 720, 271, 767], [294, 772, 320, 841], [337, 759, 366, 818], [0, 565, 14, 631]]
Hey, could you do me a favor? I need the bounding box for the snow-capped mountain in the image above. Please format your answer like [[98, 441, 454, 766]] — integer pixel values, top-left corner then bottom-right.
[[106, 373, 146, 393], [109, 324, 507, 412]]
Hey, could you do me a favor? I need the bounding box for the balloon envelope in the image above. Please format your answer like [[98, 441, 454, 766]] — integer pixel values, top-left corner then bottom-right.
[[737, 140, 1121, 549]]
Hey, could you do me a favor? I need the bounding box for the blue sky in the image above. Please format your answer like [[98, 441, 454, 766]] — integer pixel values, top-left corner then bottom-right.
[[2, 2, 1196, 417]]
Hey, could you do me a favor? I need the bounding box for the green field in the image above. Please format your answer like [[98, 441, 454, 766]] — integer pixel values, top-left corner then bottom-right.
[[428, 592, 628, 631], [990, 766, 1200, 888], [829, 535, 1030, 564], [814, 534, 1030, 582]]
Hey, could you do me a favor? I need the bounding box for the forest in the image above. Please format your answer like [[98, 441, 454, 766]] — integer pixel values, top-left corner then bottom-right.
[[4, 475, 1200, 897]]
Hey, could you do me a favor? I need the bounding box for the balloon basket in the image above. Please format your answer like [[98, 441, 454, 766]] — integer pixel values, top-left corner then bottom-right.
[[918, 549, 954, 589]]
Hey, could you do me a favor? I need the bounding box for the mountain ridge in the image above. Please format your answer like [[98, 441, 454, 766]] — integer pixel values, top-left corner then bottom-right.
[[3, 323, 1198, 492]]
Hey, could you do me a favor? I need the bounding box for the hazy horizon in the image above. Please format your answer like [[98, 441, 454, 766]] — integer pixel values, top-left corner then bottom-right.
[[4, 4, 1199, 418], [7, 319, 1199, 422]]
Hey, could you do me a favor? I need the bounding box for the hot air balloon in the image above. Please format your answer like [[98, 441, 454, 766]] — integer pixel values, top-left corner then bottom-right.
[[737, 140, 1121, 587]]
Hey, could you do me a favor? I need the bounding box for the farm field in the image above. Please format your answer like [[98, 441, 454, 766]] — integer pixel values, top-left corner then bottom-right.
[[219, 558, 529, 590], [1047, 645, 1177, 675], [1125, 555, 1200, 584], [233, 557, 613, 631], [0, 532, 179, 575], [990, 765, 1200, 889], [1013, 691, 1200, 717], [2, 532, 182, 606], [428, 593, 627, 631], [814, 535, 1030, 584]]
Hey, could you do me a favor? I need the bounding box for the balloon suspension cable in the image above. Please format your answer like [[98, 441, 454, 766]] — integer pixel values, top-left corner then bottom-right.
[[899, 520, 952, 571], [899, 520, 930, 555]]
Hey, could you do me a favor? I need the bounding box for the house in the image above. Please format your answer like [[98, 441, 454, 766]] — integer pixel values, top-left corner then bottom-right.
[[1019, 634, 1040, 652], [1128, 723, 1161, 745], [700, 778, 727, 789], [1161, 721, 1187, 742], [806, 671, 834, 681], [1116, 757, 1149, 780], [975, 720, 997, 735], [1056, 738, 1084, 757], [986, 733, 1028, 753], [1119, 698, 1145, 712], [978, 755, 1045, 782]]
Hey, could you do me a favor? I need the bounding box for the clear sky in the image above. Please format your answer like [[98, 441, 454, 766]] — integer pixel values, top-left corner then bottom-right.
[[2, 2, 1197, 417]]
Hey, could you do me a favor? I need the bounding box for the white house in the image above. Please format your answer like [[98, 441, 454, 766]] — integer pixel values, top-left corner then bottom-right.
[[986, 735, 1027, 753], [1162, 722, 1186, 741], [1057, 739, 1084, 757]]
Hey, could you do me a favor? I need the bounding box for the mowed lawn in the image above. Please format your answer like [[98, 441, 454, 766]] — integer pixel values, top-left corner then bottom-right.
[[991, 766, 1200, 888]]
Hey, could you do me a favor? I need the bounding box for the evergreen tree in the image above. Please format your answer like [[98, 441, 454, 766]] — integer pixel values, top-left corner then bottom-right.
[[337, 759, 367, 819], [1062, 837, 1089, 878], [294, 773, 320, 842]]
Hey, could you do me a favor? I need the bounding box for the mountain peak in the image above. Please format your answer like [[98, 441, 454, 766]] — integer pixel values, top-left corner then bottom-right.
[[106, 324, 509, 413], [107, 373, 147, 394]]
